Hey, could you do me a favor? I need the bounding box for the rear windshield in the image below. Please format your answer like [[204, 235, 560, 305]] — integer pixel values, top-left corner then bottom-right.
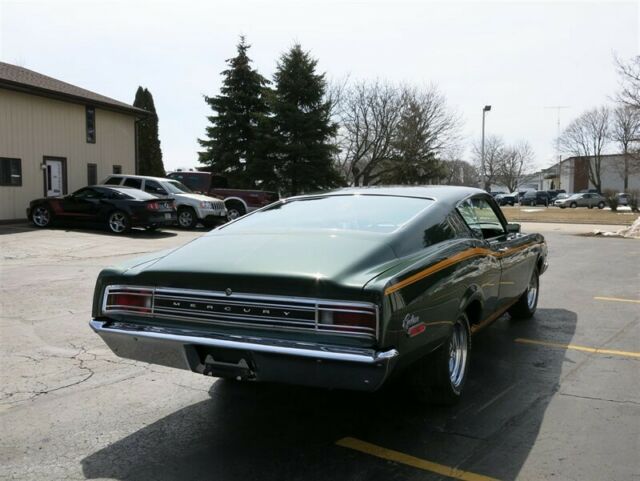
[[221, 195, 433, 234]]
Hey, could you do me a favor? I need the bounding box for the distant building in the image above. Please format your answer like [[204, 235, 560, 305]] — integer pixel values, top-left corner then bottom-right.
[[540, 154, 640, 193], [0, 62, 147, 221]]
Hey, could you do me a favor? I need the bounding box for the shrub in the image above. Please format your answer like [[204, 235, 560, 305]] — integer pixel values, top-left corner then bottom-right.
[[603, 189, 619, 211]]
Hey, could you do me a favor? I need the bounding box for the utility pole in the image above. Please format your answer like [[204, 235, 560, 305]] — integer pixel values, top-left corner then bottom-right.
[[545, 106, 569, 189], [481, 105, 491, 190]]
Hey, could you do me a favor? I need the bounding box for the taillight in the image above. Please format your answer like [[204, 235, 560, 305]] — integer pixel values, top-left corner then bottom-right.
[[105, 291, 152, 313], [146, 202, 159, 210], [318, 305, 376, 335]]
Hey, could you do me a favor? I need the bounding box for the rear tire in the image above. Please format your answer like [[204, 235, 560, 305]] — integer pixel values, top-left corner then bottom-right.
[[597, 201, 605, 209], [178, 207, 198, 229], [570, 202, 577, 208], [107, 210, 130, 234], [31, 205, 52, 228], [411, 314, 471, 405], [509, 268, 539, 320]]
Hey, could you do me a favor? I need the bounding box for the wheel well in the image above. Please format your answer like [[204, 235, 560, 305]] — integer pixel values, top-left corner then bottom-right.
[[225, 199, 246, 212], [536, 256, 544, 273], [465, 300, 482, 326]]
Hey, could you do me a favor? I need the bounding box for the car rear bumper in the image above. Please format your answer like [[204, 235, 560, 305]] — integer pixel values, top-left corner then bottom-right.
[[136, 212, 177, 226], [90, 319, 399, 391]]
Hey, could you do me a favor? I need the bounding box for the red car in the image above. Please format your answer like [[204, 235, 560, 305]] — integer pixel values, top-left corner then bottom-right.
[[167, 171, 279, 220]]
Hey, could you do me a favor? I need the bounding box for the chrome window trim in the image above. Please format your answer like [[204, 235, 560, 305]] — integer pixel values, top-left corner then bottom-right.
[[102, 285, 380, 340]]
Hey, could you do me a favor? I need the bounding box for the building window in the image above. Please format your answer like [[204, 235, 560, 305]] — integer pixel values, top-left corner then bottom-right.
[[0, 158, 22, 186], [112, 165, 122, 174], [87, 163, 97, 185], [86, 106, 96, 143]]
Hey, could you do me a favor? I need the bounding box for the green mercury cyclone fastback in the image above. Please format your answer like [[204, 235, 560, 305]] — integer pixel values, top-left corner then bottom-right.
[[91, 186, 547, 404]]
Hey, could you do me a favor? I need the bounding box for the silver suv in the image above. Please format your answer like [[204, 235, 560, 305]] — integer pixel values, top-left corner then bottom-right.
[[101, 175, 227, 228]]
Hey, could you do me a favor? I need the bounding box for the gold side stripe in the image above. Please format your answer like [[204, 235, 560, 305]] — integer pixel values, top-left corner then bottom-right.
[[384, 243, 535, 296], [470, 298, 519, 334], [336, 437, 500, 481], [515, 338, 640, 359]]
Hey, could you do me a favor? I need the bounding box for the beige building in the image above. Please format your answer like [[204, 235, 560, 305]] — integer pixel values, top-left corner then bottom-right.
[[0, 62, 147, 221]]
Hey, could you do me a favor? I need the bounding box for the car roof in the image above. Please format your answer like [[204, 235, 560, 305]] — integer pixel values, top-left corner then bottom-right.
[[88, 185, 156, 199], [307, 185, 487, 207], [107, 174, 173, 182]]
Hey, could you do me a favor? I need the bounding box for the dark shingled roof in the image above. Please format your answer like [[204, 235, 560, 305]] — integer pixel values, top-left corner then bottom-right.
[[0, 62, 148, 116]]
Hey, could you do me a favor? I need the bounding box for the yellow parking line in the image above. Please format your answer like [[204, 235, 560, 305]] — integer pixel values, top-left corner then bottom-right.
[[594, 296, 640, 304], [336, 437, 500, 481], [515, 338, 640, 359]]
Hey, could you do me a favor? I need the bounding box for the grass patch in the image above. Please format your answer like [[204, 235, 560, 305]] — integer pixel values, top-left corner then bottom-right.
[[502, 206, 638, 225]]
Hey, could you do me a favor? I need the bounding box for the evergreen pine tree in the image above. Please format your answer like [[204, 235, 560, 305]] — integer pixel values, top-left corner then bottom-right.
[[272, 44, 341, 195], [381, 100, 445, 184], [198, 37, 272, 188], [133, 87, 165, 177]]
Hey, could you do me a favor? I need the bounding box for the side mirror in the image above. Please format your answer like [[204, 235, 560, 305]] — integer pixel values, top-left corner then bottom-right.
[[507, 223, 521, 234]]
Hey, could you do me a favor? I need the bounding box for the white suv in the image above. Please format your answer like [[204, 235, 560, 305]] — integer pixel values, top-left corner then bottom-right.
[[101, 175, 227, 229]]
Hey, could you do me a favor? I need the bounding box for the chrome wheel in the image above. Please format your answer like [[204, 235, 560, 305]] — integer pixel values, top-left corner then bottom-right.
[[178, 210, 194, 228], [448, 321, 468, 390], [227, 208, 240, 221], [32, 206, 50, 227], [108, 212, 127, 233], [527, 272, 539, 310]]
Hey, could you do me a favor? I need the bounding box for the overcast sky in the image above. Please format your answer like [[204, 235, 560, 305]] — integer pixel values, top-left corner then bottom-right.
[[1, 1, 638, 172]]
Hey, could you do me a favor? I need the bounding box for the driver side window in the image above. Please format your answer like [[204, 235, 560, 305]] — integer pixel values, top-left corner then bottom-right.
[[457, 197, 505, 239]]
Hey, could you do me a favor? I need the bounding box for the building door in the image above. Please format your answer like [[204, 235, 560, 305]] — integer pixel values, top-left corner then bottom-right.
[[44, 157, 65, 197]]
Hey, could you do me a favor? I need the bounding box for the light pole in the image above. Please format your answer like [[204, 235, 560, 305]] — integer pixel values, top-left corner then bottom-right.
[[481, 105, 491, 190]]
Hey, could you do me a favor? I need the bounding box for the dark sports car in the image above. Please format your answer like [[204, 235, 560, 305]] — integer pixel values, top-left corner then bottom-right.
[[28, 186, 176, 234], [90, 186, 547, 403]]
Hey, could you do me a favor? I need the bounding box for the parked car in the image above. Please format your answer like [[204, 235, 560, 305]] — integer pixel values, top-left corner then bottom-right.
[[546, 189, 566, 202], [616, 193, 630, 206], [521, 190, 550, 207], [167, 171, 279, 220], [495, 192, 518, 206], [554, 193, 606, 209], [517, 190, 533, 204], [101, 175, 226, 229], [489, 191, 506, 198], [551, 193, 570, 205], [28, 185, 176, 234], [90, 186, 547, 404]]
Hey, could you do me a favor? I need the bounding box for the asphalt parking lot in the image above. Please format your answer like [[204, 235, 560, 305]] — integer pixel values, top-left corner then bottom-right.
[[1, 223, 638, 481]]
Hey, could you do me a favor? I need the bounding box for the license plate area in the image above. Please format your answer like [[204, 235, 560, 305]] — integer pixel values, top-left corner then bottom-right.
[[164, 213, 172, 219], [192, 345, 256, 380]]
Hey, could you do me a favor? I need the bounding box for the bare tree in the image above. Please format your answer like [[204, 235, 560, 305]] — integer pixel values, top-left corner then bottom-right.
[[335, 81, 462, 186], [615, 55, 640, 110], [335, 80, 403, 185], [610, 105, 640, 190], [558, 106, 610, 192], [472, 135, 505, 191], [380, 85, 462, 184], [497, 141, 535, 192], [441, 159, 479, 186]]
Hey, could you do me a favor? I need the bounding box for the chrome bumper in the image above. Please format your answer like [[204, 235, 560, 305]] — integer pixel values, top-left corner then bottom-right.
[[90, 319, 399, 391]]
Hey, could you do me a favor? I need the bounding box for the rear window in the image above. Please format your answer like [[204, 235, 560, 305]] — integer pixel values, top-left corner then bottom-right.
[[103, 176, 122, 185], [169, 173, 211, 192], [123, 178, 142, 189], [221, 195, 433, 234]]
